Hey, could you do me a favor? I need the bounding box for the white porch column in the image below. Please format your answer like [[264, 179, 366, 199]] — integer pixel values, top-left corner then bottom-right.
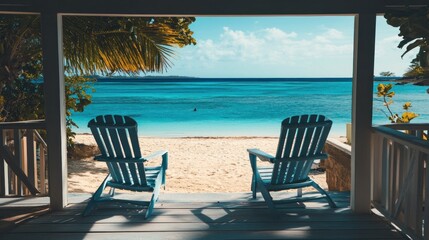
[[351, 12, 376, 213], [41, 11, 68, 210]]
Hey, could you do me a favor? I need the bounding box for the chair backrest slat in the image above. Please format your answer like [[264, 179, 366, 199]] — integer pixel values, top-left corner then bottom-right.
[[90, 116, 123, 182], [291, 115, 308, 157], [88, 115, 148, 187], [299, 115, 317, 156], [271, 114, 332, 185], [127, 118, 142, 158], [95, 116, 116, 158], [104, 115, 132, 184], [292, 161, 307, 182], [112, 115, 141, 185], [105, 115, 123, 158]]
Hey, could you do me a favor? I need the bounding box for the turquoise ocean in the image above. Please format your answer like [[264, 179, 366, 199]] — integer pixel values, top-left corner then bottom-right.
[[71, 78, 429, 137]]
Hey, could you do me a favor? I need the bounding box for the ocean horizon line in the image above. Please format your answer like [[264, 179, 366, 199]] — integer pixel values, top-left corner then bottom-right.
[[94, 76, 398, 83]]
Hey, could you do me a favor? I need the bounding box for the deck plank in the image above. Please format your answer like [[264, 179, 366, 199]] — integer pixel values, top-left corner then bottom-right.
[[0, 192, 407, 240], [28, 211, 384, 223], [2, 230, 405, 240]]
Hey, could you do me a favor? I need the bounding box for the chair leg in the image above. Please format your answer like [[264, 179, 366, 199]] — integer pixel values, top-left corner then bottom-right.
[[251, 174, 257, 199], [311, 181, 336, 208], [145, 186, 160, 219], [145, 173, 162, 219], [249, 154, 258, 199], [297, 188, 302, 198], [109, 187, 116, 197], [83, 174, 110, 216], [257, 179, 274, 209], [162, 167, 166, 190], [162, 153, 168, 188]]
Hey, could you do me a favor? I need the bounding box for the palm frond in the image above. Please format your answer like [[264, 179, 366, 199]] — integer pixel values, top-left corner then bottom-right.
[[63, 16, 195, 75]]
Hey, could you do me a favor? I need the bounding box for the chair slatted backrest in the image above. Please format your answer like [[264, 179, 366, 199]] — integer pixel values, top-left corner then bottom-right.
[[88, 115, 148, 187], [271, 115, 332, 185]]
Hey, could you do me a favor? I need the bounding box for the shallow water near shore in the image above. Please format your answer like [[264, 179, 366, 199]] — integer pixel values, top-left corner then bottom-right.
[[71, 78, 429, 137]]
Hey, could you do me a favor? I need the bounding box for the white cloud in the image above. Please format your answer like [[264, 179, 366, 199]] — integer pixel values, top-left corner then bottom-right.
[[374, 35, 418, 76], [265, 28, 298, 40], [173, 27, 354, 77], [193, 27, 352, 63]]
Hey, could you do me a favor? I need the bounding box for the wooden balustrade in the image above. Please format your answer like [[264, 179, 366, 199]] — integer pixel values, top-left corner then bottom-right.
[[0, 120, 47, 196], [372, 124, 429, 239]]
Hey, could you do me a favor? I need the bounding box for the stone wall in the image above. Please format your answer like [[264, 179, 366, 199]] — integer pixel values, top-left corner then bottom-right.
[[323, 139, 351, 192]]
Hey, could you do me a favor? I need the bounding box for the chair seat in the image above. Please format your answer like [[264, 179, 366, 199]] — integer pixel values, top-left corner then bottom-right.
[[106, 166, 162, 191], [257, 166, 314, 190]]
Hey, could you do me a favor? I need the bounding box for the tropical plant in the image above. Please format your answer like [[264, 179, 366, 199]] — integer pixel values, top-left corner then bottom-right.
[[384, 7, 429, 79], [62, 16, 196, 75], [376, 83, 418, 123], [0, 15, 196, 146], [403, 58, 428, 78]]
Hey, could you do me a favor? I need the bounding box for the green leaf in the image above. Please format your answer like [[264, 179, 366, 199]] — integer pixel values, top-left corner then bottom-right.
[[401, 39, 425, 58]]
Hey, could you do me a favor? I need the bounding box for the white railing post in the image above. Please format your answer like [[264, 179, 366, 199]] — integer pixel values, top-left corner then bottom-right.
[[13, 129, 23, 195], [26, 130, 37, 191], [41, 9, 68, 210], [0, 129, 8, 196], [425, 157, 429, 240], [39, 143, 47, 194], [371, 132, 382, 204]]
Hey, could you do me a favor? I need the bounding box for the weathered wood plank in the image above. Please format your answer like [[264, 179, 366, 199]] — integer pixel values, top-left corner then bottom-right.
[[11, 221, 395, 233], [0, 191, 351, 204], [1, 229, 406, 240], [28, 212, 390, 224], [37, 207, 354, 217]]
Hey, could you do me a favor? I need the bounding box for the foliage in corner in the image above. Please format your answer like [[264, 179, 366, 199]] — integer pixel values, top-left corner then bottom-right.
[[0, 15, 196, 147], [376, 83, 418, 123], [384, 7, 429, 79], [65, 76, 96, 146]]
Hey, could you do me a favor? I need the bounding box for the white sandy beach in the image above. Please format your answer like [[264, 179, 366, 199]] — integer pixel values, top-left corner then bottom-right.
[[69, 134, 330, 193]]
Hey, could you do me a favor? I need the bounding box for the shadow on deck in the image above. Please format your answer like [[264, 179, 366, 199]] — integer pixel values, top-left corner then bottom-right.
[[0, 192, 407, 239]]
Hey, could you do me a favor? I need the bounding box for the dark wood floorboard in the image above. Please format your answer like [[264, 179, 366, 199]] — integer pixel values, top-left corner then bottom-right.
[[0, 192, 407, 240]]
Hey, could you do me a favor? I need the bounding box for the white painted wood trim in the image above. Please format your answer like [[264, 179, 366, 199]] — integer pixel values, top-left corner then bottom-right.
[[0, 130, 9, 196], [0, 120, 45, 129], [425, 163, 429, 239], [41, 11, 67, 210], [351, 12, 376, 213]]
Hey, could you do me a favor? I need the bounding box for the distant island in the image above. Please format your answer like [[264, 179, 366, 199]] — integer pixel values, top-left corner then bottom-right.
[[94, 75, 197, 82], [90, 75, 429, 86], [390, 77, 429, 86]]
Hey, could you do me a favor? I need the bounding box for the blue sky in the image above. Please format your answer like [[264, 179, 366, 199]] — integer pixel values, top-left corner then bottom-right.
[[153, 16, 417, 78]]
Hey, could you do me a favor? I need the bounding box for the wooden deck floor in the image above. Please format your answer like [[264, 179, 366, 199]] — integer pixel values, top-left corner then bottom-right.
[[0, 192, 407, 240]]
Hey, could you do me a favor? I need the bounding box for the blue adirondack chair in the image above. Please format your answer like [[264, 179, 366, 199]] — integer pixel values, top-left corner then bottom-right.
[[82, 115, 168, 219], [248, 114, 336, 208]]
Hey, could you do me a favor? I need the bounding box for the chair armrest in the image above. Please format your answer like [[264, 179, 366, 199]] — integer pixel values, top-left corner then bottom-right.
[[94, 155, 147, 163], [94, 150, 168, 165], [247, 148, 275, 163], [143, 150, 167, 160], [144, 150, 168, 170]]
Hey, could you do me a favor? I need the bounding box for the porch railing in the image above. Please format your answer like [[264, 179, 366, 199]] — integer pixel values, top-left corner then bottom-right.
[[372, 123, 429, 240], [0, 120, 48, 196]]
